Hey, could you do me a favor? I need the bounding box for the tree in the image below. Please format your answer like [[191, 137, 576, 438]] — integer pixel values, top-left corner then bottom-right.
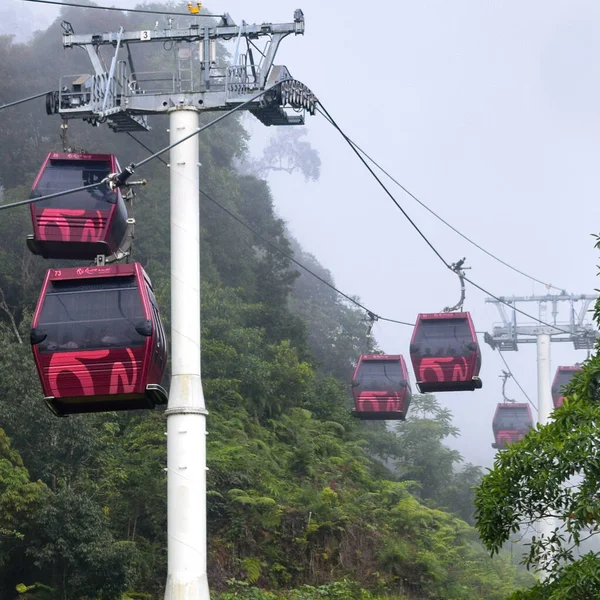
[[239, 128, 321, 182], [0, 427, 48, 596], [25, 485, 135, 599], [287, 235, 377, 381], [393, 394, 462, 502], [474, 238, 600, 597]]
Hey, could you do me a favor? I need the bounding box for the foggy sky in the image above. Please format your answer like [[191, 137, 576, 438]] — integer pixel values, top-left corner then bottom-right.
[[4, 0, 600, 467]]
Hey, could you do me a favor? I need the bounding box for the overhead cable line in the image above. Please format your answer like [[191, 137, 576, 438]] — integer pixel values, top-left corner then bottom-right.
[[123, 84, 286, 174], [22, 0, 220, 18], [317, 107, 564, 294], [126, 132, 414, 328], [0, 90, 53, 111], [0, 84, 281, 211], [316, 103, 572, 336], [201, 188, 413, 327], [0, 181, 107, 210], [495, 347, 537, 412], [317, 105, 451, 270]]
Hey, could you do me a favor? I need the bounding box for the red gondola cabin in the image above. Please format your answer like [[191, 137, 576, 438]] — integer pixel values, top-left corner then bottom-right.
[[351, 354, 412, 420], [552, 366, 581, 408], [409, 312, 482, 393], [30, 263, 168, 415], [27, 152, 129, 260], [492, 403, 533, 449]]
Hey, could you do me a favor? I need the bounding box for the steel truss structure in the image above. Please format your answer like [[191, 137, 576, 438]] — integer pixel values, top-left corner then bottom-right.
[[485, 293, 599, 351], [46, 9, 316, 131]]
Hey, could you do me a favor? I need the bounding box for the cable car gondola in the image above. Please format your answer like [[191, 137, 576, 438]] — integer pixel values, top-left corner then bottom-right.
[[27, 152, 129, 260], [30, 263, 168, 416], [492, 403, 533, 449], [552, 365, 581, 408], [410, 312, 482, 393], [351, 354, 412, 420]]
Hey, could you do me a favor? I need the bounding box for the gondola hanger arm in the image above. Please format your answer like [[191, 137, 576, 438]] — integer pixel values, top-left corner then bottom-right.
[[500, 370, 515, 403], [442, 257, 470, 313], [366, 311, 378, 336]]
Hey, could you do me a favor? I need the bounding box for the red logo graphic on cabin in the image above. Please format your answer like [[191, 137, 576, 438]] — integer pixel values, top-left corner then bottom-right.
[[416, 356, 469, 383], [75, 266, 112, 276], [356, 391, 403, 413], [495, 430, 525, 448], [37, 208, 105, 242], [46, 348, 140, 397]]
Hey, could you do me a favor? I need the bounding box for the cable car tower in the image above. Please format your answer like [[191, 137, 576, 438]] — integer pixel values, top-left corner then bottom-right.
[[47, 10, 313, 130], [46, 9, 316, 600], [484, 293, 598, 425], [485, 293, 598, 564]]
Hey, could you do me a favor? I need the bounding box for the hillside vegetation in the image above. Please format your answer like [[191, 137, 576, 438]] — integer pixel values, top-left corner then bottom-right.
[[0, 3, 533, 599]]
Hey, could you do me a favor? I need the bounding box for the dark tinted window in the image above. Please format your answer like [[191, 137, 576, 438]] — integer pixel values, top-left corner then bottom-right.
[[552, 369, 578, 394], [413, 318, 475, 357], [32, 159, 117, 209], [494, 406, 532, 431], [36, 276, 147, 352], [146, 284, 167, 370], [355, 359, 405, 392]]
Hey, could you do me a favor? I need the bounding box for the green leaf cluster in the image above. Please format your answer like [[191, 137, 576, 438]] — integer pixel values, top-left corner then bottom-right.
[[475, 236, 600, 597]]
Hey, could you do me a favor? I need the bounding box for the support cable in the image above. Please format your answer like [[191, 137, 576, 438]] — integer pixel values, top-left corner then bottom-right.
[[125, 132, 414, 328], [495, 348, 537, 412], [316, 106, 564, 293], [201, 188, 414, 326], [316, 102, 572, 335], [21, 0, 220, 18], [0, 182, 107, 210], [317, 105, 451, 269], [0, 90, 52, 111], [465, 276, 569, 335], [1, 84, 570, 336], [119, 83, 292, 179]]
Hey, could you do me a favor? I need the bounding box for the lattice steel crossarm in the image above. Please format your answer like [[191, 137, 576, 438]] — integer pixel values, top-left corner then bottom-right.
[[62, 13, 304, 52], [485, 293, 599, 351], [49, 10, 314, 131]]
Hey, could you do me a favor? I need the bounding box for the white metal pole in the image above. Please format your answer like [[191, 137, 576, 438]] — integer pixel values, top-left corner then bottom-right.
[[165, 106, 210, 600], [536, 332, 552, 426], [536, 331, 553, 579]]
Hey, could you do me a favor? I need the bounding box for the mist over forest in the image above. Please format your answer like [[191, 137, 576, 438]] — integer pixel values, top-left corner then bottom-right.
[[3, 1, 600, 599]]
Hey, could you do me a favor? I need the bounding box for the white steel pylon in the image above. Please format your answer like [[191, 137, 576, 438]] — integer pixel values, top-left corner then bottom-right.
[[164, 107, 209, 600]]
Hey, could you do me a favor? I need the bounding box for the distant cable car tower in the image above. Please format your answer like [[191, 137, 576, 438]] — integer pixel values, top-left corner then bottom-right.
[[485, 293, 598, 424], [484, 292, 598, 553]]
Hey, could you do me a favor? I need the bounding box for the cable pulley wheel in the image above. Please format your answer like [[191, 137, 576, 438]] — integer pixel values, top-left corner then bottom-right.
[[45, 91, 59, 115]]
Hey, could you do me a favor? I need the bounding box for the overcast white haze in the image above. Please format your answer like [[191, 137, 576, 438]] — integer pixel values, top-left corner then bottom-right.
[[3, 0, 600, 467]]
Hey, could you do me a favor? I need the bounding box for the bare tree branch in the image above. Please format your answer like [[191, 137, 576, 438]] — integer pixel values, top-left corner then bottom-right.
[[0, 287, 22, 344]]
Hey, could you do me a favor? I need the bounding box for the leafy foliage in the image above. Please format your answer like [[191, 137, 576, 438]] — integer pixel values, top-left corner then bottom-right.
[[474, 237, 600, 597]]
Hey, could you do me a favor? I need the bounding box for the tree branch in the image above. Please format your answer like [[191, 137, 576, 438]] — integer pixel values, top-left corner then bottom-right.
[[0, 287, 22, 344]]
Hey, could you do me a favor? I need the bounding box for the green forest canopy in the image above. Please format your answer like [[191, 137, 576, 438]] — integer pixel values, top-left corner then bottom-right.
[[0, 2, 535, 599]]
